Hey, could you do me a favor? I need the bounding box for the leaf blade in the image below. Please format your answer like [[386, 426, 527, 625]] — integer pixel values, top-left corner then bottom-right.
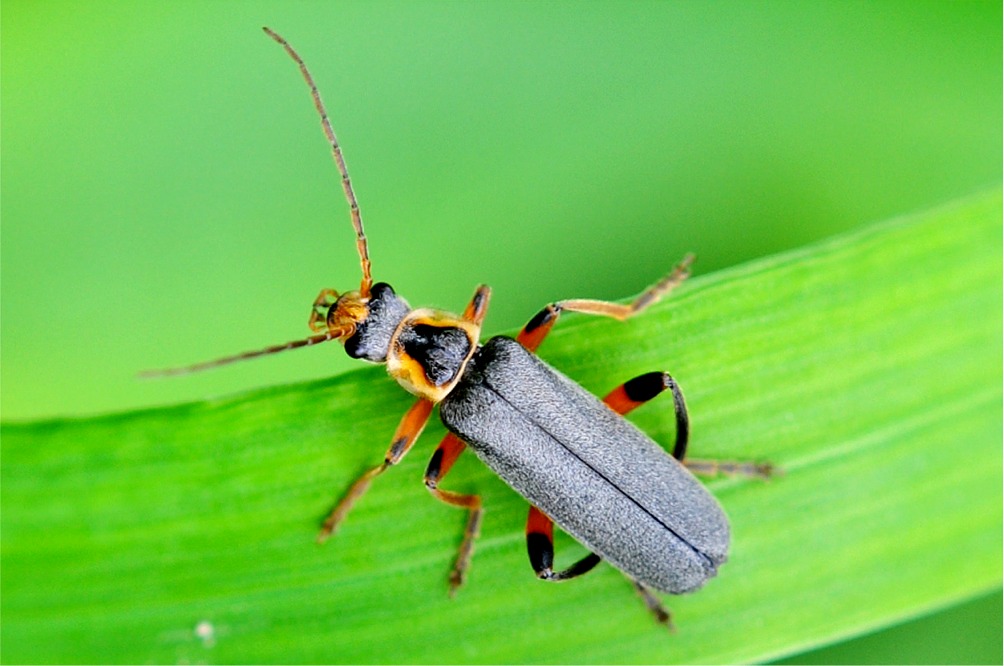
[[2, 190, 1001, 663]]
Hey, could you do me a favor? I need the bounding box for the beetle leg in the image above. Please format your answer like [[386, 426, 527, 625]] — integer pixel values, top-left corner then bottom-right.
[[461, 285, 492, 326], [683, 458, 776, 479], [526, 505, 601, 581], [515, 303, 561, 352], [516, 254, 693, 352], [424, 432, 484, 596], [629, 577, 675, 630], [528, 505, 675, 628], [317, 397, 434, 543], [603, 371, 689, 460], [309, 288, 340, 332], [604, 371, 774, 477]]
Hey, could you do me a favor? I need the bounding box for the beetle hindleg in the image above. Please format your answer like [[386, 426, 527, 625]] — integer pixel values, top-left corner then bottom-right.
[[424, 432, 483, 596], [525, 505, 601, 581], [516, 254, 693, 353], [629, 577, 675, 630], [317, 397, 434, 543]]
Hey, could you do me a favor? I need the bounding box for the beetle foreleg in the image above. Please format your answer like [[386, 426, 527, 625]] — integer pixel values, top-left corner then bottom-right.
[[424, 433, 483, 596], [461, 285, 492, 326], [317, 397, 434, 543], [525, 505, 601, 581], [308, 288, 340, 332]]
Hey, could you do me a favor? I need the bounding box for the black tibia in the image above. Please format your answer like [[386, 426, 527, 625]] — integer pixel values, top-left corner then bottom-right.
[[664, 375, 689, 461], [527, 532, 602, 581]]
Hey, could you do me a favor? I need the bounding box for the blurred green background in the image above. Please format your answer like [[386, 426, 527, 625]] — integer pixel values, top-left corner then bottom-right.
[[3, 1, 1000, 662]]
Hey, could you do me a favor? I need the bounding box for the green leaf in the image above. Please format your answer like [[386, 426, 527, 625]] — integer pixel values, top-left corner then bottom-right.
[[3, 190, 1001, 664]]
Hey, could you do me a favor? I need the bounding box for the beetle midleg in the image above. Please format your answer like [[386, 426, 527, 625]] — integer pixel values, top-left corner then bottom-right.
[[461, 285, 492, 326], [515, 304, 561, 352], [603, 371, 689, 460], [629, 577, 675, 630], [603, 371, 773, 477], [525, 505, 601, 581], [424, 432, 483, 596], [516, 254, 693, 353], [317, 397, 434, 543]]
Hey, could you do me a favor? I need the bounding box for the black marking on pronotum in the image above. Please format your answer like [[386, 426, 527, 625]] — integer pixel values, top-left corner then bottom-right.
[[397, 324, 472, 387]]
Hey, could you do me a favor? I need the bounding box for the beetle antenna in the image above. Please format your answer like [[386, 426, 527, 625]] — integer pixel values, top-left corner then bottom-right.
[[263, 26, 373, 298], [140, 330, 346, 378]]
